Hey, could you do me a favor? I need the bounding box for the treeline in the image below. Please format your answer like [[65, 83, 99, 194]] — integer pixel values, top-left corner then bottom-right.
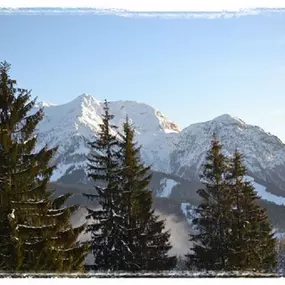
[[0, 62, 279, 273]]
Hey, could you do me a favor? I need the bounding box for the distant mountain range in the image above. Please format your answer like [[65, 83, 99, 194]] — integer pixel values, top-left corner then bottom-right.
[[33, 94, 285, 233]]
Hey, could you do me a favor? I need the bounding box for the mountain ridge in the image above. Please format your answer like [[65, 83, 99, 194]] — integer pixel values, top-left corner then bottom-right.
[[32, 94, 285, 195]]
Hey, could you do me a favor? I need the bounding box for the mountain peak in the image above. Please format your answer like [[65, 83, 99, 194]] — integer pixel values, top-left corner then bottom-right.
[[77, 93, 94, 100], [213, 113, 233, 121], [213, 113, 236, 122], [69, 93, 101, 109], [211, 114, 247, 126], [75, 93, 98, 102]]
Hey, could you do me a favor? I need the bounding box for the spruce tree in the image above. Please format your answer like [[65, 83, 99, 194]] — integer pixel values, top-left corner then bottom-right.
[[84, 100, 129, 271], [186, 136, 277, 272], [186, 136, 233, 271], [0, 61, 88, 272], [119, 118, 176, 271], [226, 150, 276, 272]]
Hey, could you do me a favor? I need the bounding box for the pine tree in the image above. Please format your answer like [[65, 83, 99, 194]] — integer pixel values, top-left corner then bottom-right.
[[0, 61, 88, 272], [118, 118, 176, 271], [186, 135, 233, 271], [226, 150, 276, 272], [84, 100, 129, 271]]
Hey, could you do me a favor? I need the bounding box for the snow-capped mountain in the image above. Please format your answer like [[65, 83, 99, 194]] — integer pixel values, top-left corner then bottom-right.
[[170, 114, 285, 189], [32, 93, 180, 181], [33, 93, 285, 196]]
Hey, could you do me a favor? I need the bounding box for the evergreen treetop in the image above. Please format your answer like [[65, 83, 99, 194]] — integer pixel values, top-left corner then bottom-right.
[[118, 117, 176, 271], [186, 135, 233, 271], [84, 99, 129, 271], [226, 150, 276, 271]]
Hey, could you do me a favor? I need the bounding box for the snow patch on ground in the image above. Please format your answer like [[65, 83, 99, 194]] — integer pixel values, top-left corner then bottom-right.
[[274, 231, 285, 239], [158, 178, 179, 198], [51, 161, 87, 182], [245, 176, 285, 206]]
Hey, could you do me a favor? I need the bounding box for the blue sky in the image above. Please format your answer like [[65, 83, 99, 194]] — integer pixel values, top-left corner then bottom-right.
[[1, 13, 285, 140]]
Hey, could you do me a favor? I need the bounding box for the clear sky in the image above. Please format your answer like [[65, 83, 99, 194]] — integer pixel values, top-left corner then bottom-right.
[[1, 12, 285, 140]]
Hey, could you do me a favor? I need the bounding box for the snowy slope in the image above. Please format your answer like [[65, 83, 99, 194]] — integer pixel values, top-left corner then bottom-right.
[[33, 94, 104, 181], [108, 100, 180, 173], [180, 176, 285, 229], [244, 176, 285, 206], [157, 178, 179, 198], [170, 114, 285, 187]]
